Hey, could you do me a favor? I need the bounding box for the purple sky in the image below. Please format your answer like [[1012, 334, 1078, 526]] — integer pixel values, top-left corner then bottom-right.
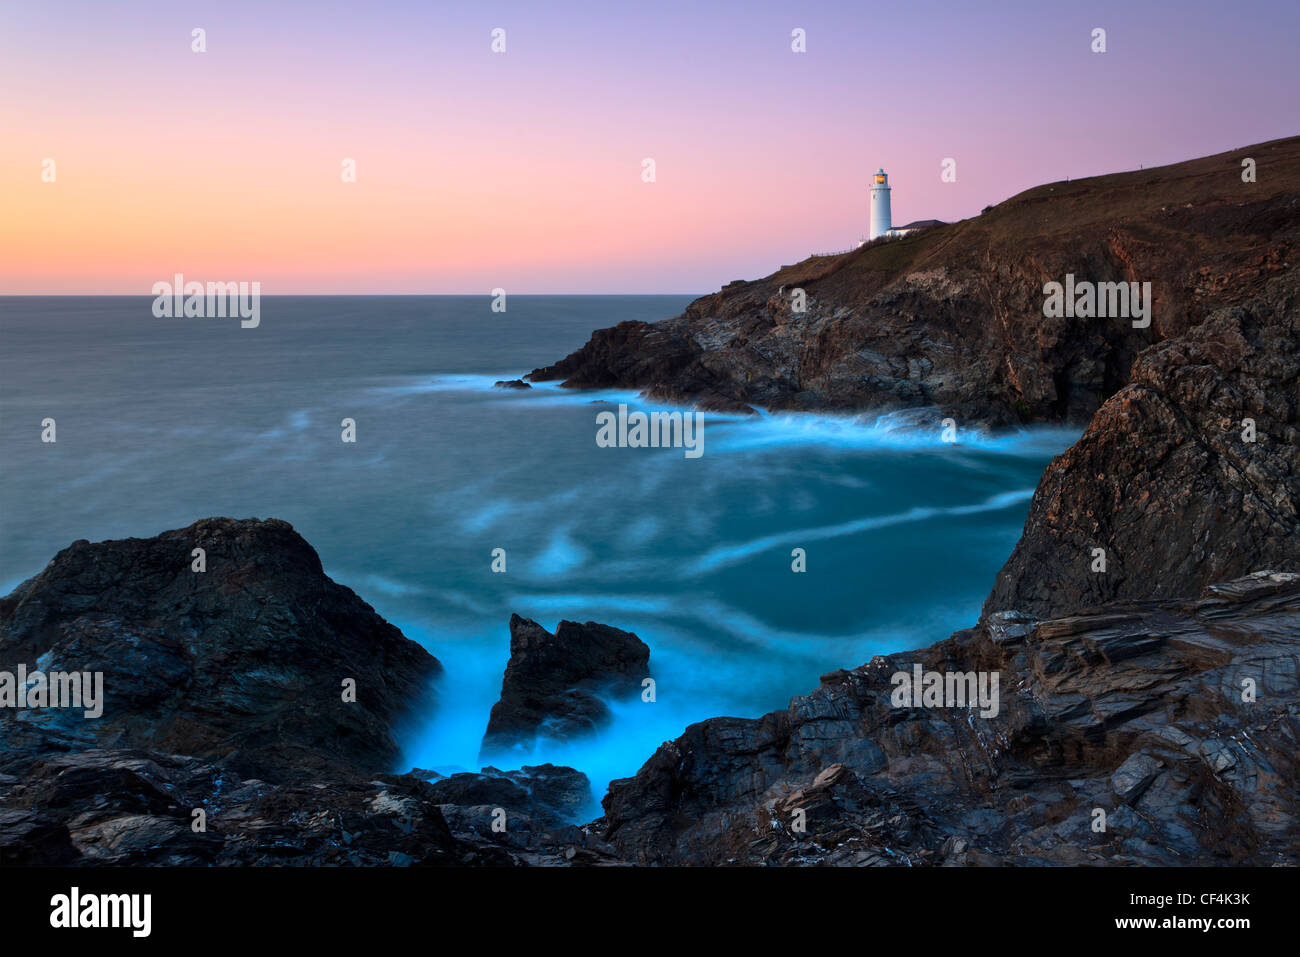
[[3, 0, 1297, 292]]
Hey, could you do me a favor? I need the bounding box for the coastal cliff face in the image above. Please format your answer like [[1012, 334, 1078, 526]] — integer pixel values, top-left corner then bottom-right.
[[585, 260, 1298, 866], [531, 137, 1299, 425], [986, 270, 1300, 617], [521, 138, 1300, 866]]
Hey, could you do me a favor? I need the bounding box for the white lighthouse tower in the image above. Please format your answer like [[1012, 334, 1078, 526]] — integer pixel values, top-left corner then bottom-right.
[[869, 169, 892, 241]]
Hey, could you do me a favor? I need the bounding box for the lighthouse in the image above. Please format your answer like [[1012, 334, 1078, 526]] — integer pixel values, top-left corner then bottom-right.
[[869, 168, 892, 241]]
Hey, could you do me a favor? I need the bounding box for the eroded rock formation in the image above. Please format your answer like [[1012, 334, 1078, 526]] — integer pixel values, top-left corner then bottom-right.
[[480, 615, 650, 758]]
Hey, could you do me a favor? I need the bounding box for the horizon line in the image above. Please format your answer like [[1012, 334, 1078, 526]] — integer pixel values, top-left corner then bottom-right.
[[0, 292, 708, 298]]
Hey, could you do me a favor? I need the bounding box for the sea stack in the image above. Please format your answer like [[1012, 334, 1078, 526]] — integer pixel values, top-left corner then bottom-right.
[[480, 615, 651, 759]]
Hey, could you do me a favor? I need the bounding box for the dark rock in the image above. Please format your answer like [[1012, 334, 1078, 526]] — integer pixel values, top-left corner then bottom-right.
[[0, 517, 442, 783], [985, 269, 1300, 618], [427, 764, 592, 828], [513, 763, 593, 819], [0, 744, 530, 866], [0, 524, 631, 867], [480, 615, 650, 758], [531, 136, 1300, 427], [595, 573, 1300, 866], [406, 767, 447, 782], [493, 379, 531, 390]]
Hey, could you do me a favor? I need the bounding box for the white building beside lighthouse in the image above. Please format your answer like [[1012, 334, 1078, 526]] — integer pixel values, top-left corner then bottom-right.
[[828, 168, 943, 256], [868, 168, 892, 240]]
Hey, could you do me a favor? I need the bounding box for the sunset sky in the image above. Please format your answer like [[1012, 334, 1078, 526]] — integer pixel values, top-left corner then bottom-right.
[[3, 0, 1297, 294]]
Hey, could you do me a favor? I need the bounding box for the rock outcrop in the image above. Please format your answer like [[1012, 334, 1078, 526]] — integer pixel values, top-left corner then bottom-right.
[[596, 572, 1300, 866], [424, 764, 612, 861], [480, 615, 650, 758], [0, 517, 440, 782], [531, 136, 1300, 426], [984, 269, 1299, 618], [0, 522, 617, 866]]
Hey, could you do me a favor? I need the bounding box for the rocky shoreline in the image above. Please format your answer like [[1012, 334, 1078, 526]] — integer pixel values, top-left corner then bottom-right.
[[2, 516, 1294, 865], [0, 518, 621, 866], [3, 138, 1297, 866]]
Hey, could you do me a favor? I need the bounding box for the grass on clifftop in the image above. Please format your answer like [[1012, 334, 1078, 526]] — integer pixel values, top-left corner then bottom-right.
[[751, 134, 1300, 299]]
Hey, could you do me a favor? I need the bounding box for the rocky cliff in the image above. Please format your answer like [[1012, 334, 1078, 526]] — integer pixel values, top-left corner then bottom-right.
[[531, 137, 1299, 426], [985, 269, 1300, 617], [577, 228, 1299, 864], [594, 572, 1300, 866], [527, 142, 1300, 864]]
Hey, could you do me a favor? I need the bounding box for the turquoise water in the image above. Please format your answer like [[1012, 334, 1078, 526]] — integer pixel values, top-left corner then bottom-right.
[[0, 296, 1076, 808]]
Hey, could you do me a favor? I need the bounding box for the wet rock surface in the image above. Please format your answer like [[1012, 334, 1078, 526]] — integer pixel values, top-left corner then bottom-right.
[[0, 744, 612, 866], [425, 764, 594, 827]]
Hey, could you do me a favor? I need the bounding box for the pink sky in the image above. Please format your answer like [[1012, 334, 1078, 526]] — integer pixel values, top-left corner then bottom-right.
[[2, 0, 1297, 293]]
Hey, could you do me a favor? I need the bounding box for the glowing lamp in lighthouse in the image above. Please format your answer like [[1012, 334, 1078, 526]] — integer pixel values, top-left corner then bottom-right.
[[869, 169, 892, 241]]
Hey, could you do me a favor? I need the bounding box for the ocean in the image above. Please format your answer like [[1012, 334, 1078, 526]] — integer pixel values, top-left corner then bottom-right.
[[0, 295, 1077, 811]]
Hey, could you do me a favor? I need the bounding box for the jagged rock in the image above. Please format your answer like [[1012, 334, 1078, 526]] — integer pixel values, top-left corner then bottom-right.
[[594, 573, 1300, 866], [0, 517, 441, 782], [480, 615, 650, 758], [532, 137, 1300, 427], [986, 269, 1300, 618], [493, 379, 531, 390], [0, 745, 528, 866]]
